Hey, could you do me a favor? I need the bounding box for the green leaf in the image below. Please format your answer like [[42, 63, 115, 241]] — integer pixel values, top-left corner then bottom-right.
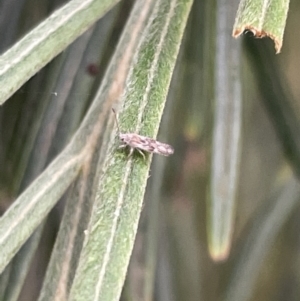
[[0, 0, 120, 105], [69, 0, 193, 300], [208, 0, 242, 261]]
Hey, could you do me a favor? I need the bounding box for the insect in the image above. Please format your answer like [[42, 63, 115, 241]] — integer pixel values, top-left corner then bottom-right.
[[112, 109, 174, 158]]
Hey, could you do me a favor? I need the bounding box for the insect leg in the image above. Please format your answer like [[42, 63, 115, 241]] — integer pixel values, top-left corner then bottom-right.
[[136, 148, 146, 160], [128, 147, 135, 158]]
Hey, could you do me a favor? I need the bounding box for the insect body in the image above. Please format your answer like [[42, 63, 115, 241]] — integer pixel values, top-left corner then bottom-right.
[[112, 109, 174, 158]]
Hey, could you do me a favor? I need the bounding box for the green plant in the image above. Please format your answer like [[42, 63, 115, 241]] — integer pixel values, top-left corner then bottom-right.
[[0, 0, 298, 300]]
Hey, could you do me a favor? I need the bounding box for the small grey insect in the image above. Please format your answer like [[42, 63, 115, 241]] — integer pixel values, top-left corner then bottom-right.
[[112, 109, 174, 158]]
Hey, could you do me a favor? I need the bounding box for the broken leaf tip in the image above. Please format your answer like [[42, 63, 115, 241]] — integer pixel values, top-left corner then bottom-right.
[[232, 26, 282, 54]]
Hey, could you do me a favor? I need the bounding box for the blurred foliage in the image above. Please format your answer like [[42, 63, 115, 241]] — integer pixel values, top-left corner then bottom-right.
[[0, 0, 300, 301]]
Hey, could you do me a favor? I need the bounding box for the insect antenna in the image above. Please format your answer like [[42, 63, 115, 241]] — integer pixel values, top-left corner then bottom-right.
[[112, 108, 121, 134]]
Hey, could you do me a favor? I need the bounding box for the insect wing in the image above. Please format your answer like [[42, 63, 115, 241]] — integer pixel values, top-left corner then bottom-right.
[[150, 140, 174, 156], [126, 134, 173, 156], [124, 134, 149, 150]]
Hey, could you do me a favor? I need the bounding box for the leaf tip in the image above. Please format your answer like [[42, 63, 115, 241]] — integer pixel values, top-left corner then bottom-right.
[[232, 26, 282, 53], [208, 240, 231, 262]]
